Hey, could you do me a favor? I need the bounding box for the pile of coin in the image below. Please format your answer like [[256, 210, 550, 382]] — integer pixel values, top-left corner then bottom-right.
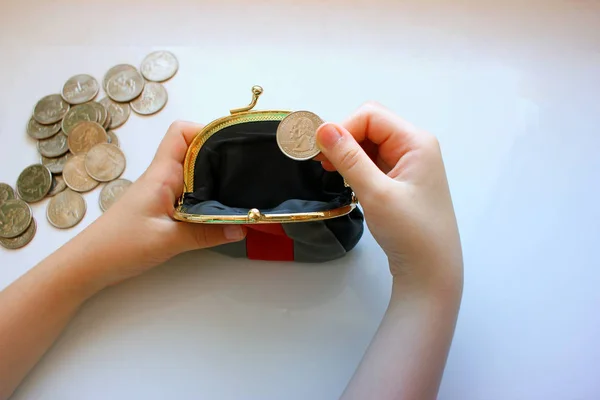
[[0, 51, 178, 250]]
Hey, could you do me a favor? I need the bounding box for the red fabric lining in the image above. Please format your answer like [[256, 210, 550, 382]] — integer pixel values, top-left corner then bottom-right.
[[245, 224, 294, 261]]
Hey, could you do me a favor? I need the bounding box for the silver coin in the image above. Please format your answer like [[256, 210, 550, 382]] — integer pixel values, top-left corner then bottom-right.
[[67, 121, 108, 155], [0, 199, 32, 238], [89, 101, 108, 127], [46, 189, 86, 229], [106, 68, 145, 103], [61, 74, 99, 104], [33, 94, 70, 125], [99, 97, 130, 129], [130, 82, 168, 115], [61, 103, 99, 136], [62, 154, 99, 192], [84, 143, 126, 182], [0, 217, 36, 250], [47, 175, 67, 197], [16, 164, 52, 203], [0, 183, 15, 205], [37, 132, 69, 158], [99, 179, 132, 212], [41, 152, 72, 174], [103, 114, 112, 130], [140, 51, 179, 82], [27, 117, 61, 140], [103, 64, 137, 90], [106, 130, 119, 147], [276, 111, 324, 161]]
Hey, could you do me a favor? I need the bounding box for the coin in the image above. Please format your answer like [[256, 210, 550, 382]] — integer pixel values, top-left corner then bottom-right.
[[103, 114, 112, 130], [0, 217, 36, 250], [62, 103, 99, 136], [0, 199, 32, 238], [62, 154, 99, 192], [61, 74, 99, 104], [16, 164, 53, 203], [103, 64, 137, 90], [47, 175, 67, 197], [106, 131, 119, 147], [89, 101, 108, 127], [33, 94, 70, 125], [106, 68, 145, 103], [84, 143, 126, 182], [41, 152, 72, 174], [140, 51, 179, 82], [27, 117, 61, 140], [276, 111, 324, 161], [68, 121, 108, 155], [130, 82, 168, 115], [0, 183, 15, 205], [99, 179, 132, 212], [99, 97, 130, 129], [37, 132, 69, 158], [46, 189, 86, 229]]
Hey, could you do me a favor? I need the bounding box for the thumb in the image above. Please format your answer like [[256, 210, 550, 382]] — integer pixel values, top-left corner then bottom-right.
[[316, 123, 386, 196], [177, 223, 247, 251]]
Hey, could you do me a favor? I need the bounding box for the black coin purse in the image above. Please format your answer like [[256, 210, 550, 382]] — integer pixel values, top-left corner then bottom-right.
[[174, 86, 364, 262]]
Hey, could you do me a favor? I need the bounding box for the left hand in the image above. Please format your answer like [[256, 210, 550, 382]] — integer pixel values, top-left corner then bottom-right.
[[69, 121, 246, 289]]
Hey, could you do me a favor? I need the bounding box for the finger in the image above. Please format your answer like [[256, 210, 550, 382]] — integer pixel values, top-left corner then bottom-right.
[[176, 223, 247, 251], [316, 123, 387, 195], [342, 102, 431, 168], [153, 120, 204, 165]]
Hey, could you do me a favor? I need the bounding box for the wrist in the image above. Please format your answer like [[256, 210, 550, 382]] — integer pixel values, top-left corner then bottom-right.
[[389, 259, 463, 305]]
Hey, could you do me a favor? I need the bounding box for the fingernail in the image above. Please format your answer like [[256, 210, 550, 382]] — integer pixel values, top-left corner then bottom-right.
[[223, 225, 244, 241], [317, 123, 343, 151]]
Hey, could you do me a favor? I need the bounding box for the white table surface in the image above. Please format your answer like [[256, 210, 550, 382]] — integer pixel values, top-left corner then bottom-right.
[[1, 1, 599, 399]]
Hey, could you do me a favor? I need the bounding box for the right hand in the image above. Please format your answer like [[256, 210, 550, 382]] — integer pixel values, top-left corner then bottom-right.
[[315, 103, 463, 290]]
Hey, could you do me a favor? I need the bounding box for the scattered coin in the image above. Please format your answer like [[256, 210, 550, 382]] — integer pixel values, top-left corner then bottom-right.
[[0, 218, 36, 250], [37, 132, 69, 158], [130, 82, 168, 115], [47, 175, 67, 197], [68, 121, 108, 155], [106, 131, 119, 147], [46, 189, 86, 229], [40, 152, 72, 174], [27, 117, 61, 140], [99, 97, 130, 129], [61, 74, 99, 104], [276, 111, 324, 161], [106, 68, 145, 103], [140, 51, 179, 82], [33, 94, 70, 125], [84, 143, 126, 182], [61, 103, 99, 136], [103, 114, 112, 130], [0, 183, 15, 205], [16, 164, 53, 203], [62, 154, 99, 192], [0, 199, 32, 238], [89, 101, 108, 127], [99, 179, 132, 212], [102, 64, 137, 90]]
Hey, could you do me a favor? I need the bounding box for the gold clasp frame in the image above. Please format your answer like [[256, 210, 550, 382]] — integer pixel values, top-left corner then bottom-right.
[[173, 85, 358, 224], [230, 85, 264, 114]]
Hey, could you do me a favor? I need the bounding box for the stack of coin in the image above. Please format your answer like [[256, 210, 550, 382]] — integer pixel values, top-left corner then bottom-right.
[[0, 51, 178, 250]]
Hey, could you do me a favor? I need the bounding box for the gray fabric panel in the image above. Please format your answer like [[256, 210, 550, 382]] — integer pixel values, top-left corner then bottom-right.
[[282, 221, 347, 263], [210, 238, 247, 258]]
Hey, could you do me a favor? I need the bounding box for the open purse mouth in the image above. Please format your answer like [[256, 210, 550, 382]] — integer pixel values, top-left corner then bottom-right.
[[174, 86, 357, 224]]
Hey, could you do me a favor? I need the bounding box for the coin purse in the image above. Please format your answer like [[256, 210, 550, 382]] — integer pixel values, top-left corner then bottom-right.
[[173, 86, 364, 262]]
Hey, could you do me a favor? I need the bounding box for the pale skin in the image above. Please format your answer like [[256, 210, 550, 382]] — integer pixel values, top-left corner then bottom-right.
[[0, 103, 463, 399]]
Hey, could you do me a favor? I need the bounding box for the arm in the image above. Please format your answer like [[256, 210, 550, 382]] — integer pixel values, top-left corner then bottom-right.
[[0, 121, 246, 399], [315, 103, 463, 400]]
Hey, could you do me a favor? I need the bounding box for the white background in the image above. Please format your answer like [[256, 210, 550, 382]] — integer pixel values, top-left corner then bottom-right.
[[1, 1, 599, 399]]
